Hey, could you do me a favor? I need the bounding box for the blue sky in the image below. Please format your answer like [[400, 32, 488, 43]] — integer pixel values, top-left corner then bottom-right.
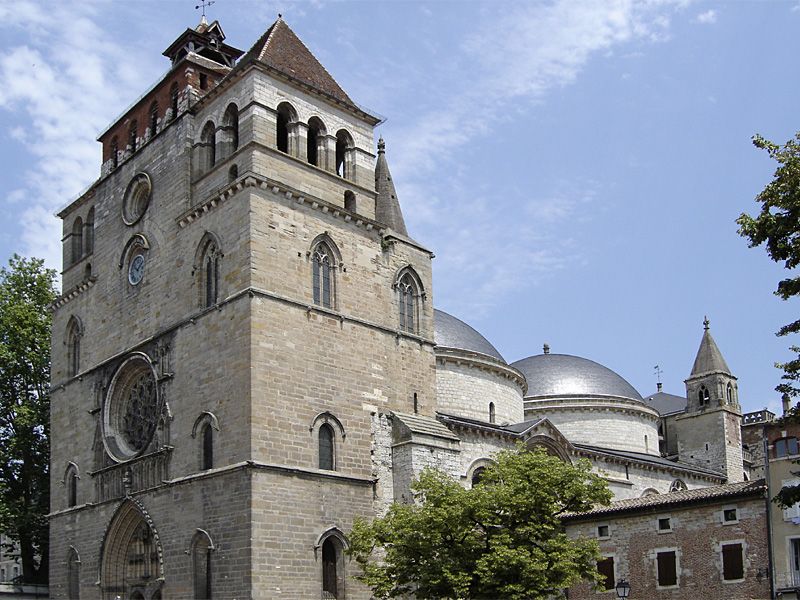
[[1, 0, 798, 414]]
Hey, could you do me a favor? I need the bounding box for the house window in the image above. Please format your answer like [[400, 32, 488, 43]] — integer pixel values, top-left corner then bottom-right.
[[597, 556, 614, 591], [658, 517, 672, 531], [312, 241, 335, 308], [597, 525, 610, 539], [656, 550, 677, 587], [776, 437, 799, 458], [723, 508, 738, 523], [319, 423, 334, 471], [721, 543, 744, 581], [782, 479, 800, 521], [202, 424, 213, 471]]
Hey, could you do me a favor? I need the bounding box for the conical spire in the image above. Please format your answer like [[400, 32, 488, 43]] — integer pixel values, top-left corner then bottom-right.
[[689, 316, 732, 377], [375, 138, 409, 236]]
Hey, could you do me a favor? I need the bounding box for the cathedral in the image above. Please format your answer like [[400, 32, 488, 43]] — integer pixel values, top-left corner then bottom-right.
[[49, 16, 755, 599]]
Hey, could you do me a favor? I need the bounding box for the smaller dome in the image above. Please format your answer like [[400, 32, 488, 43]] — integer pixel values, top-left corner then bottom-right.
[[434, 309, 505, 363], [512, 353, 642, 400]]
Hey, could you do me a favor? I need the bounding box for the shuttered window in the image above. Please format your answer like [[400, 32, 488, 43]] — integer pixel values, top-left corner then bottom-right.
[[722, 543, 744, 580], [657, 551, 677, 587]]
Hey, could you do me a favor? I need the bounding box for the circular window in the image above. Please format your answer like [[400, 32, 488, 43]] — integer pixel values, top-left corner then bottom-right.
[[103, 354, 159, 462], [122, 173, 152, 226]]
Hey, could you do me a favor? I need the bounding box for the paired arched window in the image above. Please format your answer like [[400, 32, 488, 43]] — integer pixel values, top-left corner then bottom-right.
[[129, 120, 138, 153], [65, 463, 78, 508], [201, 121, 216, 172], [395, 268, 423, 334], [727, 383, 733, 403], [669, 479, 687, 492], [149, 101, 159, 138], [71, 217, 83, 264], [312, 239, 338, 309], [276, 102, 297, 154], [66, 316, 82, 377], [698, 385, 710, 406], [307, 116, 326, 167], [169, 83, 179, 119], [67, 547, 80, 599], [192, 531, 214, 600], [84, 208, 95, 256], [335, 129, 354, 180], [319, 423, 335, 471], [222, 103, 239, 159]]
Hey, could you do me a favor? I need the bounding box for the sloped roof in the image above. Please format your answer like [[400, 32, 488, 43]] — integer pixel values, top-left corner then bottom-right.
[[563, 479, 765, 520], [690, 320, 732, 377], [392, 411, 460, 441], [643, 391, 687, 415], [238, 18, 354, 108], [375, 138, 408, 235], [574, 444, 724, 478]]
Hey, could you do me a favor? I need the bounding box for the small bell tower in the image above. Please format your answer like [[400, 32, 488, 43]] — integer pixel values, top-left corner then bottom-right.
[[676, 317, 743, 482]]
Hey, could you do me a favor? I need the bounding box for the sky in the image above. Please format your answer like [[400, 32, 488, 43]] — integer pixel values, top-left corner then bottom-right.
[[0, 0, 798, 415]]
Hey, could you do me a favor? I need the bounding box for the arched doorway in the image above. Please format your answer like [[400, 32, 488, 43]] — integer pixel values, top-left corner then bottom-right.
[[100, 500, 164, 600]]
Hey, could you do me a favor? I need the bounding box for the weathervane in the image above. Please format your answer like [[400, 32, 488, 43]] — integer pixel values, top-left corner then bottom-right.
[[654, 364, 663, 385], [195, 0, 215, 18]]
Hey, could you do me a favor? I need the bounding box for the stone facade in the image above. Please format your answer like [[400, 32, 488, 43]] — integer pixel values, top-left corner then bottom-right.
[[49, 15, 764, 600]]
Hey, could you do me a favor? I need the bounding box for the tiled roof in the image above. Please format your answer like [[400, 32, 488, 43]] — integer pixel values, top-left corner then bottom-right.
[[238, 18, 354, 108], [574, 443, 725, 478], [436, 412, 543, 436], [690, 322, 732, 377], [392, 412, 461, 441], [564, 479, 766, 520]]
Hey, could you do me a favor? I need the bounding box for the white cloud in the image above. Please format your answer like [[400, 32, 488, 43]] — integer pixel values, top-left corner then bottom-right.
[[0, 2, 159, 277], [694, 9, 717, 24]]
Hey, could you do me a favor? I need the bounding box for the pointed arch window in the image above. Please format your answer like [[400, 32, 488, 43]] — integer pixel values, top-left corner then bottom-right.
[[67, 317, 82, 377], [149, 101, 159, 138], [319, 423, 335, 471], [65, 463, 79, 508], [195, 234, 222, 308], [192, 531, 213, 599], [396, 268, 423, 334], [312, 240, 336, 309], [67, 548, 80, 599], [71, 217, 83, 264]]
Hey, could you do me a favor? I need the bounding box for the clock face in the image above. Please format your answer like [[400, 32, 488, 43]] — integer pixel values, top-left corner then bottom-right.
[[128, 253, 145, 285]]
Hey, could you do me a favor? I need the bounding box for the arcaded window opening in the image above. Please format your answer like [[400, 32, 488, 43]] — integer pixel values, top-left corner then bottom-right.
[[335, 129, 354, 180], [201, 121, 216, 172], [71, 217, 83, 264], [307, 116, 326, 167], [149, 101, 159, 138], [276, 102, 297, 154]]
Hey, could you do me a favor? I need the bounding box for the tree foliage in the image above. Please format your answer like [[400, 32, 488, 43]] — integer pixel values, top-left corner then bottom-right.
[[349, 445, 612, 599], [0, 255, 56, 583], [737, 133, 800, 399]]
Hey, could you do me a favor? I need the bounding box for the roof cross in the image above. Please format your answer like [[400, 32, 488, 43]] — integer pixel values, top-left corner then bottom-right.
[[195, 0, 215, 18]]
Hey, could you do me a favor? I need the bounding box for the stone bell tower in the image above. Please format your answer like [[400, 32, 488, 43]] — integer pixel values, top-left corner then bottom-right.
[[675, 318, 743, 482]]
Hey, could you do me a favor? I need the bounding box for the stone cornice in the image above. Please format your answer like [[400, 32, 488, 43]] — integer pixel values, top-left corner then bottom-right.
[[524, 396, 660, 421], [573, 446, 725, 482], [52, 275, 98, 310], [435, 348, 527, 394]]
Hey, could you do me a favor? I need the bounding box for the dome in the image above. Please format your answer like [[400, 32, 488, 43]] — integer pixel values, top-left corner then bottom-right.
[[434, 309, 505, 363], [511, 353, 642, 400]]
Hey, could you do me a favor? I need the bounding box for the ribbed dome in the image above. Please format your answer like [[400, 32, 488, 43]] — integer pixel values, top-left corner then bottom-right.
[[512, 354, 642, 400], [434, 309, 505, 363]]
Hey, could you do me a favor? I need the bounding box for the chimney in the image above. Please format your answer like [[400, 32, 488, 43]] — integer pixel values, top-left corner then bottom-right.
[[783, 394, 791, 416], [543, 343, 550, 355], [657, 382, 663, 392]]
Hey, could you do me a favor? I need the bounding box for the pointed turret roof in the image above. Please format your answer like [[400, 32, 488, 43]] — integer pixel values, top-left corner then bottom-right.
[[374, 138, 408, 236], [238, 17, 354, 108], [689, 317, 732, 378]]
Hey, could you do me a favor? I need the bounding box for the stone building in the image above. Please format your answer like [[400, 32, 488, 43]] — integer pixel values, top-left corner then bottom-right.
[[48, 15, 763, 599]]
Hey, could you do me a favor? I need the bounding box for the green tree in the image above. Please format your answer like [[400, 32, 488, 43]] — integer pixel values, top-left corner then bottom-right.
[[737, 133, 800, 400], [349, 445, 612, 599], [0, 255, 56, 583]]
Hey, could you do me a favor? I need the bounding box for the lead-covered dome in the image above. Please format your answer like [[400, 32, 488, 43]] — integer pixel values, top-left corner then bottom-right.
[[512, 354, 642, 400], [434, 309, 505, 363]]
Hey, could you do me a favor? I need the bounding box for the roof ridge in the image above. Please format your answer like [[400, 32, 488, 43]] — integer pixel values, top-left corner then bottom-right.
[[258, 18, 281, 61]]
